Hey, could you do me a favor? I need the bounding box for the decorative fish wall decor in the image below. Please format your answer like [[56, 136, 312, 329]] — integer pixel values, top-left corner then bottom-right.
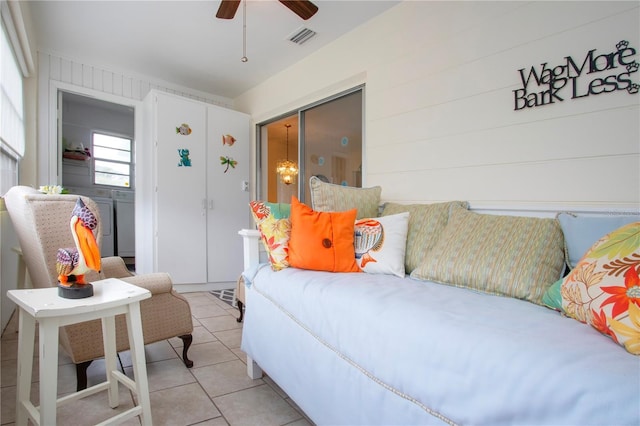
[[176, 123, 192, 135], [222, 134, 236, 146]]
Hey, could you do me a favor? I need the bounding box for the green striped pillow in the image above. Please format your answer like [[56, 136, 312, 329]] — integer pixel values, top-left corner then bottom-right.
[[309, 176, 381, 219], [411, 205, 565, 305], [382, 201, 469, 274]]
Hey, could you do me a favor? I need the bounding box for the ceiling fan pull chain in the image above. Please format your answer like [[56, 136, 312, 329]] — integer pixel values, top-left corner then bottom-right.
[[241, 0, 248, 62]]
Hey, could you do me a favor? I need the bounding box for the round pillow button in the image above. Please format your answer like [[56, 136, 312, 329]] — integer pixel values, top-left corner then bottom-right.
[[322, 238, 332, 248]]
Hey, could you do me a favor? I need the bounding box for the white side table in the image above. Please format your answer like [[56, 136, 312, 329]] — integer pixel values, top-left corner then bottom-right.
[[7, 278, 153, 426]]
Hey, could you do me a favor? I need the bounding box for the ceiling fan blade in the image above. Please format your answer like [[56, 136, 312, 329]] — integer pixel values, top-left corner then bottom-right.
[[216, 0, 241, 19], [279, 0, 318, 20]]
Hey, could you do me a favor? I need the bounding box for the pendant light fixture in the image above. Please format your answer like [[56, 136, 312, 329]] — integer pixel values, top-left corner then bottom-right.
[[276, 124, 298, 185]]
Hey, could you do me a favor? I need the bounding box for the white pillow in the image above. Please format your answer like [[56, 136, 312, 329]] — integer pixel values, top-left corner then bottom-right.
[[354, 212, 410, 278]]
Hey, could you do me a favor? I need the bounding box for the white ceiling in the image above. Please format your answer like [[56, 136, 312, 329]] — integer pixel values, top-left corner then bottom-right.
[[27, 0, 400, 99]]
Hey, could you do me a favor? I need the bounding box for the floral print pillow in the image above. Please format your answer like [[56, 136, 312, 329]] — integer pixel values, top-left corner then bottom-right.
[[561, 222, 640, 355], [249, 201, 291, 271]]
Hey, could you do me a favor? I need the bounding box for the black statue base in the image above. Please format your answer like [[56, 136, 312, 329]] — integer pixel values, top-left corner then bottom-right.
[[58, 282, 94, 299]]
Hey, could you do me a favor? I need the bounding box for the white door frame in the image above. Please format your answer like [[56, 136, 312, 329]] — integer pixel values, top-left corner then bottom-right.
[[47, 81, 147, 269]]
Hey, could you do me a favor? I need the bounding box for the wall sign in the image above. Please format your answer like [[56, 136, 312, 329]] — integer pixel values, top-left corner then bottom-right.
[[514, 40, 639, 111]]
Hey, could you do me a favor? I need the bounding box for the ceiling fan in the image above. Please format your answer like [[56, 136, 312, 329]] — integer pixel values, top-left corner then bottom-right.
[[216, 0, 318, 21]]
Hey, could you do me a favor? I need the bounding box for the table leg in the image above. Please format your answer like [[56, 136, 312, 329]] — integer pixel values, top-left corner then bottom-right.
[[15, 309, 35, 425], [126, 302, 152, 426], [39, 319, 60, 425], [101, 315, 119, 408]]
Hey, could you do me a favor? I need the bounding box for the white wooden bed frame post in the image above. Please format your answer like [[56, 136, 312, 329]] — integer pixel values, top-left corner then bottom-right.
[[238, 229, 264, 379]]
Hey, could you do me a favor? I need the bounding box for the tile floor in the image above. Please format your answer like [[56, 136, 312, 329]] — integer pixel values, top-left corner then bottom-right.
[[0, 291, 312, 425]]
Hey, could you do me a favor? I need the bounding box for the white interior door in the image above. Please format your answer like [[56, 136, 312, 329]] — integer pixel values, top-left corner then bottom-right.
[[206, 105, 251, 282], [155, 93, 207, 284]]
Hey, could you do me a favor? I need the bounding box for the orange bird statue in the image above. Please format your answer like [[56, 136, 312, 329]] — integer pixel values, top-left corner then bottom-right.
[[56, 198, 101, 298]]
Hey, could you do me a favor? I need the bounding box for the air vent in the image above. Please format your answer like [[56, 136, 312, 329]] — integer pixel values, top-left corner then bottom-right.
[[287, 27, 317, 45]]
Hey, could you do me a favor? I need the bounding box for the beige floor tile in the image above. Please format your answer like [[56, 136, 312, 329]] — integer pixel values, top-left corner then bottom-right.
[[188, 341, 237, 367], [214, 328, 243, 349], [192, 359, 262, 399], [1, 384, 40, 424], [56, 383, 137, 425], [263, 375, 288, 400], [1, 357, 39, 388], [1, 339, 18, 361], [126, 358, 195, 393], [1, 310, 19, 340], [230, 348, 246, 363], [169, 325, 218, 349], [126, 382, 221, 426], [1, 337, 38, 362], [194, 416, 230, 425], [213, 384, 303, 426], [191, 303, 229, 319], [143, 339, 182, 363], [199, 315, 242, 334], [183, 293, 219, 307], [285, 418, 313, 426]]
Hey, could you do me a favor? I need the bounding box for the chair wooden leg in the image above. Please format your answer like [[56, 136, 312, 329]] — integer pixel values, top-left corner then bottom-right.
[[179, 334, 194, 368], [76, 360, 93, 391], [236, 300, 244, 323]]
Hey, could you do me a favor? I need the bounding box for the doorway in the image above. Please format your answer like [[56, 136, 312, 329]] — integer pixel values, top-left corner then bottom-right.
[[58, 90, 136, 264]]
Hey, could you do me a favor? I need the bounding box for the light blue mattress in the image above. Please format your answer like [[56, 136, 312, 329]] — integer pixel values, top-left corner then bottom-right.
[[241, 265, 640, 425]]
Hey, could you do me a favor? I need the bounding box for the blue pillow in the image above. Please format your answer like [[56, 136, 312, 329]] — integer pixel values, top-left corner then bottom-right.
[[557, 212, 639, 268]]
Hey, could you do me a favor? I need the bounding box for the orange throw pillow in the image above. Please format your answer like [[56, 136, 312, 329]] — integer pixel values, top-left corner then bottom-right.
[[288, 196, 361, 273]]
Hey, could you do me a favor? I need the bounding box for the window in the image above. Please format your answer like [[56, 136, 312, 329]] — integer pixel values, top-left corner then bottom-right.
[[92, 132, 132, 188], [258, 87, 363, 203], [0, 20, 24, 194]]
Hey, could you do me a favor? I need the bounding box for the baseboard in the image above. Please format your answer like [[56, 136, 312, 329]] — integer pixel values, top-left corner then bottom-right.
[[173, 282, 236, 293]]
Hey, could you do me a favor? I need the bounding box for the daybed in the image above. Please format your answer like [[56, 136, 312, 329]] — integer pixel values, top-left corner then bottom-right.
[[239, 177, 640, 425]]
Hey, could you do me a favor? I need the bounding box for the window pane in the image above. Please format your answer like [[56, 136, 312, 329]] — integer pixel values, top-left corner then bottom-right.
[[92, 132, 132, 188], [95, 172, 130, 188], [94, 146, 130, 162], [1, 23, 25, 157], [95, 160, 129, 175], [302, 90, 362, 202], [94, 133, 131, 151]]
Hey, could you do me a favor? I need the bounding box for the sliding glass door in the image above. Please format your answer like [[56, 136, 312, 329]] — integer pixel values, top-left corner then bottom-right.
[[257, 86, 363, 203]]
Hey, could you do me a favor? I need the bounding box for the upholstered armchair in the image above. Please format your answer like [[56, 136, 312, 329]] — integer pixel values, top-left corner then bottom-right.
[[4, 186, 194, 390]]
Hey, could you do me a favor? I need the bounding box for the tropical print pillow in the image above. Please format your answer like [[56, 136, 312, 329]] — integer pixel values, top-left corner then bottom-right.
[[249, 201, 291, 271], [561, 222, 640, 355]]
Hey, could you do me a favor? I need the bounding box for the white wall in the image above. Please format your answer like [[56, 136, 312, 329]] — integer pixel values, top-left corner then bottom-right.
[[235, 1, 640, 212], [35, 51, 235, 186]]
